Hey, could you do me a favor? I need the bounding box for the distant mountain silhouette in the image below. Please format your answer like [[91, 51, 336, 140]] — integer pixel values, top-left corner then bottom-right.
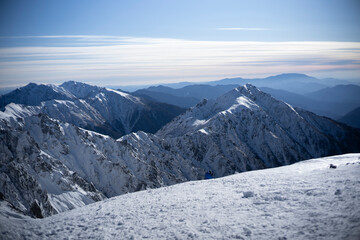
[[133, 84, 238, 108], [146, 84, 238, 99], [133, 89, 200, 108], [200, 73, 350, 94], [305, 84, 360, 103], [260, 87, 360, 119], [339, 107, 360, 129]]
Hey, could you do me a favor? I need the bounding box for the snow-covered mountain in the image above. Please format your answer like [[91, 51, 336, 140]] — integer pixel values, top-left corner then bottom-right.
[[0, 111, 106, 217], [1, 154, 359, 239], [0, 81, 185, 138], [1, 83, 359, 218], [157, 84, 360, 176], [0, 108, 195, 218], [0, 83, 75, 110]]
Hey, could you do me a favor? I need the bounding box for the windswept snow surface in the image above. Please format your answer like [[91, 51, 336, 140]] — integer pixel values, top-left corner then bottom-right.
[[1, 154, 360, 240]]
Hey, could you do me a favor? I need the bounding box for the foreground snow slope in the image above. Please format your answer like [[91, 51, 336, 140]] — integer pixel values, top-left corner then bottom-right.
[[1, 154, 359, 240]]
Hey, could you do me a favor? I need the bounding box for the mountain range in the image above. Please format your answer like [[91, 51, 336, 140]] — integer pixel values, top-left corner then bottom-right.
[[114, 73, 351, 93], [131, 74, 360, 126], [258, 87, 360, 119], [132, 84, 237, 108], [1, 82, 359, 218], [208, 73, 349, 94], [0, 81, 185, 138]]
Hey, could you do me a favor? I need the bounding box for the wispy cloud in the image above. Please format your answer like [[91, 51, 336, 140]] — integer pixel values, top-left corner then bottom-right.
[[216, 28, 269, 31], [0, 35, 359, 87]]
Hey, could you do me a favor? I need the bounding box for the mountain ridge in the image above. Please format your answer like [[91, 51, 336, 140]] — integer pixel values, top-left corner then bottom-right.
[[0, 81, 186, 138], [132, 82, 360, 120]]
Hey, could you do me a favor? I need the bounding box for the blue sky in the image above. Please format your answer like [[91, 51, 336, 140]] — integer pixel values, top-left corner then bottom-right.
[[0, 0, 360, 87]]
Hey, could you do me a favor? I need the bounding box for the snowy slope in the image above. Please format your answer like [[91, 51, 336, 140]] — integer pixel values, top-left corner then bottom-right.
[[1, 154, 359, 240], [0, 111, 106, 217]]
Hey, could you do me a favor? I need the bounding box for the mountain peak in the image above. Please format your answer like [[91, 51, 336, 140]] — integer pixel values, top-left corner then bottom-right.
[[156, 84, 266, 137], [216, 84, 265, 109], [60, 81, 104, 99], [238, 83, 259, 93], [24, 82, 38, 88], [61, 80, 91, 87], [0, 82, 74, 110]]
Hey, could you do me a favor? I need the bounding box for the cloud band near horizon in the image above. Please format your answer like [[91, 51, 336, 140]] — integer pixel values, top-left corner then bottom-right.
[[0, 35, 359, 87]]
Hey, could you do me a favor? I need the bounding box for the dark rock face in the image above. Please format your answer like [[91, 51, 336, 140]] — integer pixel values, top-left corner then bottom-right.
[[30, 200, 43, 218], [0, 192, 5, 200]]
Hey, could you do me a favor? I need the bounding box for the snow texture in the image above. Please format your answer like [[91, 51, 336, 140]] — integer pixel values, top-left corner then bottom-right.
[[1, 154, 359, 239]]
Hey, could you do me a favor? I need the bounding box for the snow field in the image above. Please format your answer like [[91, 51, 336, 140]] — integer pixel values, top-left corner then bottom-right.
[[1, 154, 360, 239]]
